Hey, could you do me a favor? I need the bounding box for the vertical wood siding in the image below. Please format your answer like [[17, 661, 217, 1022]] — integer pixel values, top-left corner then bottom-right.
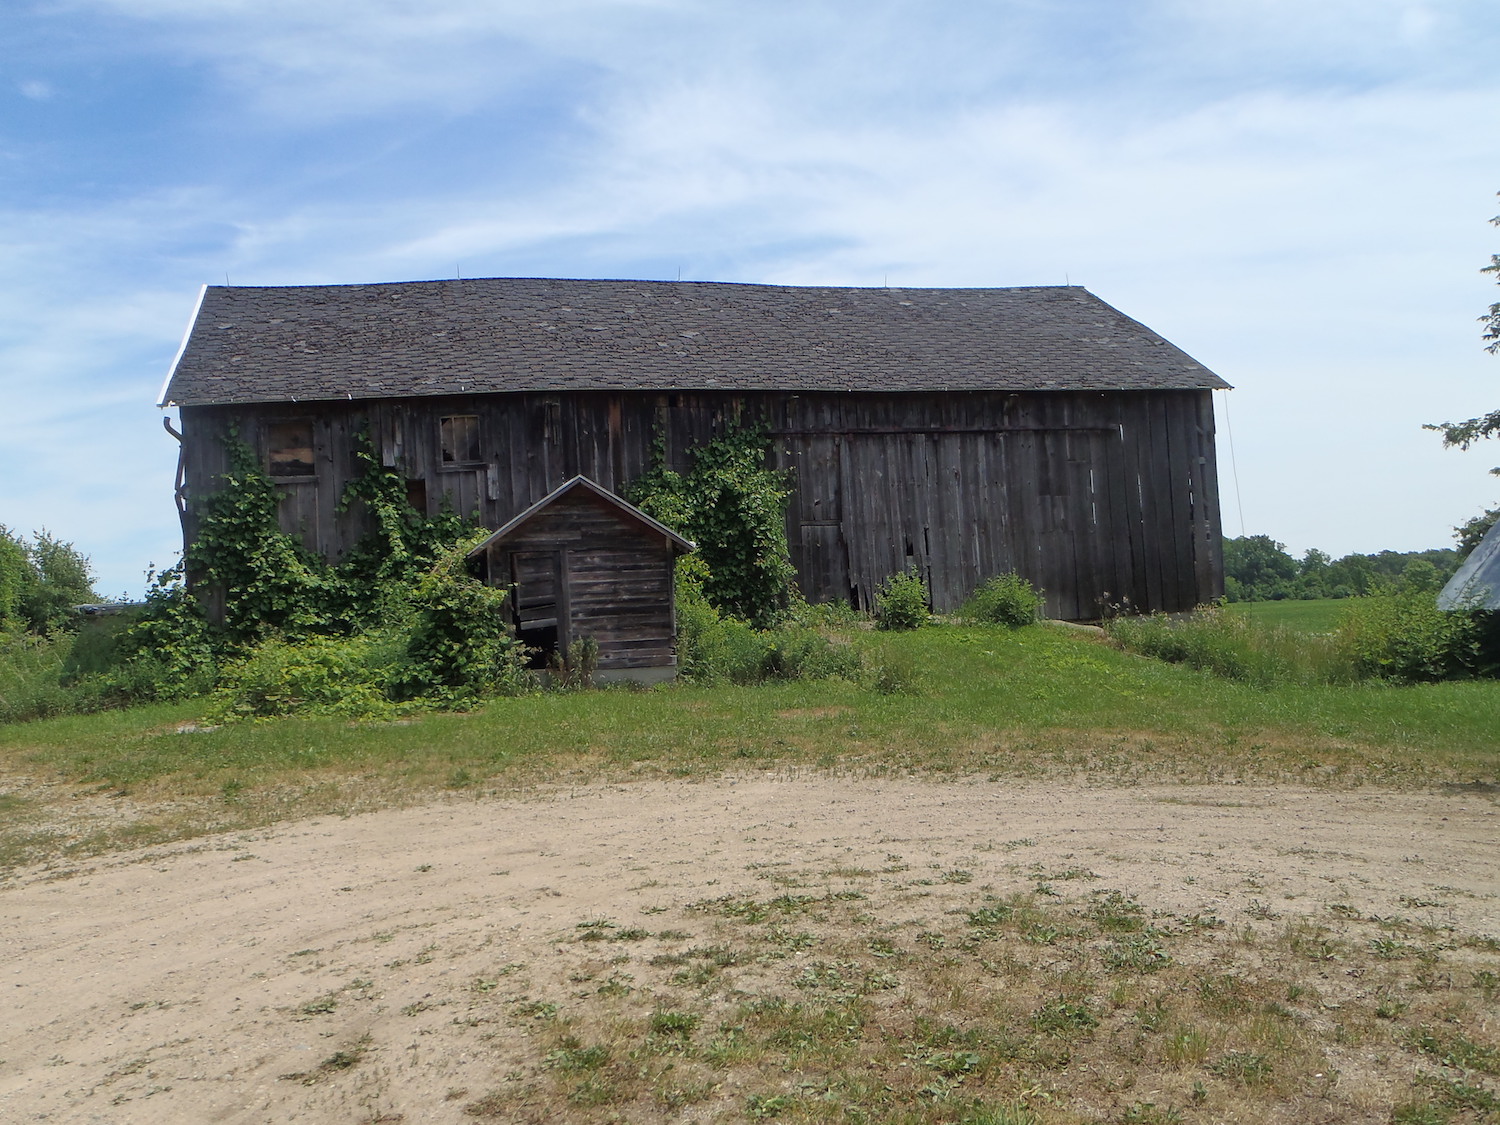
[[480, 493, 678, 670], [179, 388, 1223, 619]]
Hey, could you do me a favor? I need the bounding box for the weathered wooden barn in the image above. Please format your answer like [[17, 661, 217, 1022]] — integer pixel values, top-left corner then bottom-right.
[[468, 476, 693, 681], [159, 276, 1229, 622]]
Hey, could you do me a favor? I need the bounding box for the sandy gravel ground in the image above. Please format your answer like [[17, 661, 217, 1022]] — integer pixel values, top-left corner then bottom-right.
[[1, 776, 1496, 1123]]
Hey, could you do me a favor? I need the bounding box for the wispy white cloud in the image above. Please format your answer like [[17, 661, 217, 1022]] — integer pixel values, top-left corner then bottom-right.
[[3, 0, 1499, 591]]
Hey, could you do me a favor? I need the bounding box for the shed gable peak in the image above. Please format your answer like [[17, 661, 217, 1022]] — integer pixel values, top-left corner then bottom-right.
[[468, 476, 694, 557]]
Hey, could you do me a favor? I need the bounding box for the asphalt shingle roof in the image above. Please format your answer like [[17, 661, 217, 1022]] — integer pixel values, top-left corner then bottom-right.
[[159, 277, 1229, 406]]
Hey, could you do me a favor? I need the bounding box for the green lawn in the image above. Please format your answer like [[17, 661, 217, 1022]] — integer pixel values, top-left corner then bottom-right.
[[3, 623, 1496, 830], [1223, 597, 1350, 632]]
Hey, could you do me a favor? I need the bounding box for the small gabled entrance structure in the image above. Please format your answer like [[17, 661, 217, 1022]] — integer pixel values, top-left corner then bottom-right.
[[467, 476, 694, 682]]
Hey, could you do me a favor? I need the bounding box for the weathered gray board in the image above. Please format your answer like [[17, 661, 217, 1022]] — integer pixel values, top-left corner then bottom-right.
[[176, 388, 1223, 620]]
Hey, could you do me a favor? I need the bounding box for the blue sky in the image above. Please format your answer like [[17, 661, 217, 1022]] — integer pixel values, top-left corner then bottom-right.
[[2, 0, 1497, 596]]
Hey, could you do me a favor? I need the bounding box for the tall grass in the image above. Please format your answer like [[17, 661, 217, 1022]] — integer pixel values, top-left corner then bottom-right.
[[0, 631, 79, 723], [674, 569, 866, 685], [1108, 595, 1500, 688], [1105, 605, 1352, 687]]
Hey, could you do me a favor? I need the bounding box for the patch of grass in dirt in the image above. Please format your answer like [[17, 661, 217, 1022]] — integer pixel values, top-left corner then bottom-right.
[[448, 881, 1500, 1124], [2, 625, 1498, 869], [278, 1034, 372, 1085]]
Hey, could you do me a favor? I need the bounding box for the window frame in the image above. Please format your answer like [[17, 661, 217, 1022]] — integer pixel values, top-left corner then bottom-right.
[[264, 419, 318, 482], [438, 413, 483, 470]]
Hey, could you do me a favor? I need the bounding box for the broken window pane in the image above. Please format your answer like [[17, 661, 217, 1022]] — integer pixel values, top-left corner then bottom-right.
[[267, 421, 315, 477], [440, 415, 480, 463]]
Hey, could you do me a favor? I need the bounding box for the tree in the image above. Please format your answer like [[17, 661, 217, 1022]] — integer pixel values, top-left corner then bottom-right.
[[1456, 506, 1500, 557], [0, 527, 27, 629], [1221, 534, 1299, 601], [1427, 192, 1500, 550], [0, 527, 97, 633]]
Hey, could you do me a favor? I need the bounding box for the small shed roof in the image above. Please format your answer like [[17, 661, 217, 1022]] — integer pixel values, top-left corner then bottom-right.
[[466, 476, 695, 557], [160, 277, 1230, 406], [1438, 519, 1500, 611]]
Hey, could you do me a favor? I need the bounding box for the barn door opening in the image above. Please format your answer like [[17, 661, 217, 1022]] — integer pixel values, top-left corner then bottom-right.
[[510, 549, 571, 669], [790, 435, 851, 605]]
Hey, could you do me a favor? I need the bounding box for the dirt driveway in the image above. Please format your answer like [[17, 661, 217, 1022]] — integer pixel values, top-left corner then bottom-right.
[[2, 776, 1496, 1123]]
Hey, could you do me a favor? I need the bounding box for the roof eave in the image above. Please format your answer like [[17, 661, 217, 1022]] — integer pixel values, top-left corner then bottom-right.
[[157, 283, 208, 408]]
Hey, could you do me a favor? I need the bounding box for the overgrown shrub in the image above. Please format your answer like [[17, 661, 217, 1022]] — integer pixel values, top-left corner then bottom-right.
[[387, 538, 530, 704], [104, 565, 220, 701], [207, 634, 400, 722], [875, 568, 929, 631], [207, 540, 532, 721], [0, 526, 97, 634], [961, 572, 1043, 627], [1336, 593, 1500, 684], [673, 556, 860, 684]]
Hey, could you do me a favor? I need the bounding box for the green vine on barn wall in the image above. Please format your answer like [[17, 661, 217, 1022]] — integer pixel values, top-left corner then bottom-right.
[[628, 423, 797, 629], [184, 426, 482, 645]]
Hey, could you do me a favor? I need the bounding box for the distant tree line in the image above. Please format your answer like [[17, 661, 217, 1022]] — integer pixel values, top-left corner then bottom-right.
[[1222, 535, 1462, 603]]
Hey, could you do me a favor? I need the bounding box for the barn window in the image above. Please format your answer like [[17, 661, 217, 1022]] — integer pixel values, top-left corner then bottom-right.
[[266, 421, 315, 478], [440, 415, 481, 465]]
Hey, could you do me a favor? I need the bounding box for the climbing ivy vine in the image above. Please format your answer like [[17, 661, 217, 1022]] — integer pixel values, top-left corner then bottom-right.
[[184, 435, 338, 644], [183, 428, 481, 644], [133, 426, 528, 716], [628, 423, 796, 628]]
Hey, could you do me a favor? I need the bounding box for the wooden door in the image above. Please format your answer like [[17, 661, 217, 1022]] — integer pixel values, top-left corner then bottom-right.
[[510, 549, 569, 664], [789, 434, 851, 604]]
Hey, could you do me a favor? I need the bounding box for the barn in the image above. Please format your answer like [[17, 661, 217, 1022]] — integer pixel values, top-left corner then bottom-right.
[[159, 276, 1229, 623]]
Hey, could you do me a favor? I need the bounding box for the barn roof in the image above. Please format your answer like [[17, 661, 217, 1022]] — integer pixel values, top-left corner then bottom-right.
[[466, 476, 695, 557], [159, 277, 1229, 407], [1438, 519, 1500, 612]]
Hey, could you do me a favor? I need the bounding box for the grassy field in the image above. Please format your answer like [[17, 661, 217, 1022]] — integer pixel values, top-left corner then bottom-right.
[[1223, 599, 1351, 633], [2, 620, 1497, 869]]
